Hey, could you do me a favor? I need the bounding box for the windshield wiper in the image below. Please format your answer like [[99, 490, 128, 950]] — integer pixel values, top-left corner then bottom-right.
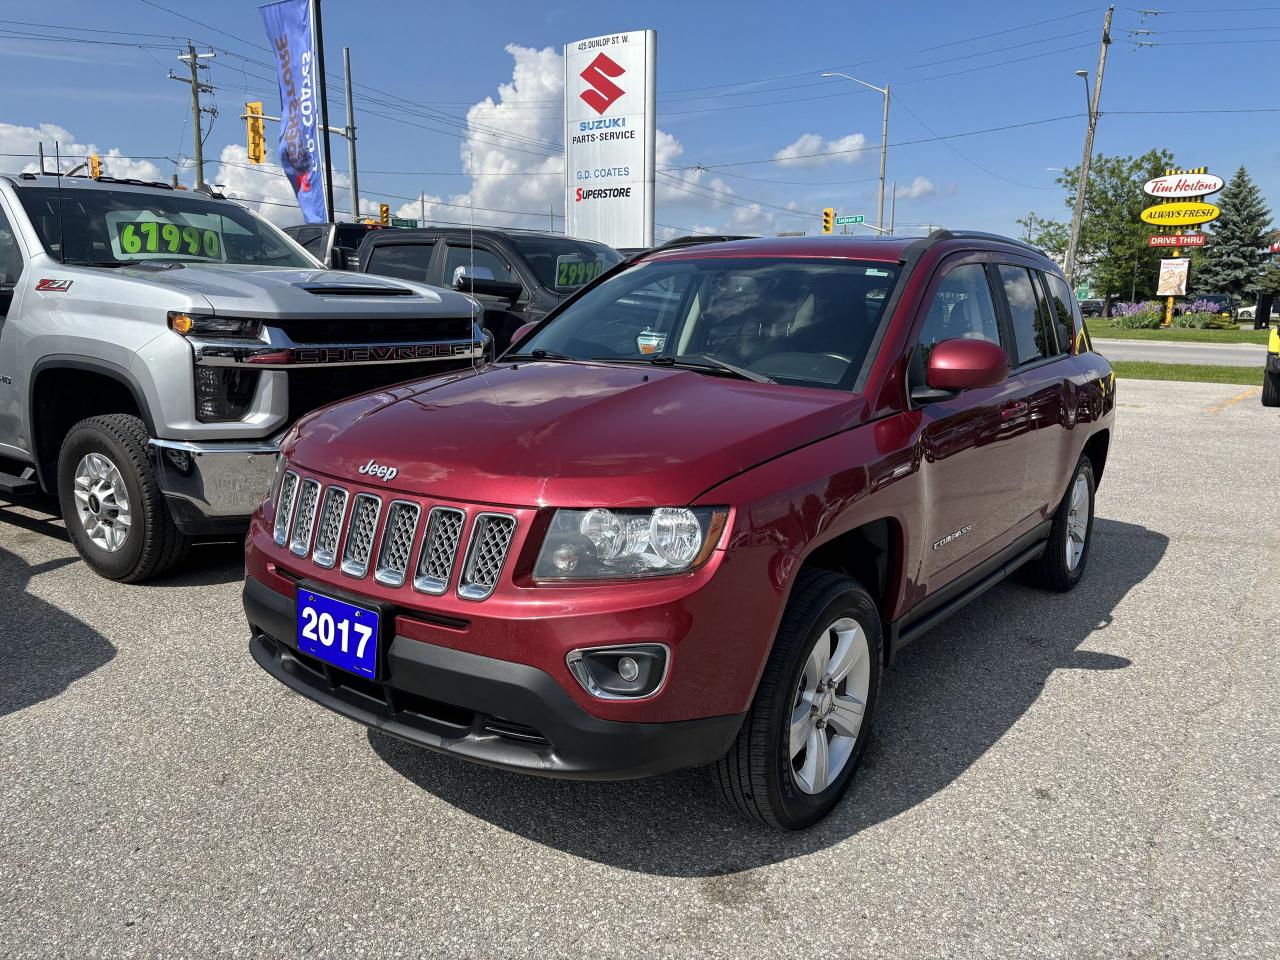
[[61, 259, 129, 268], [505, 348, 578, 361], [649, 353, 774, 384]]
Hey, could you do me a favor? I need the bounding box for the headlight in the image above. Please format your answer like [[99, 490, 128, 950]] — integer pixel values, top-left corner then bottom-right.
[[168, 311, 263, 339], [534, 507, 728, 580]]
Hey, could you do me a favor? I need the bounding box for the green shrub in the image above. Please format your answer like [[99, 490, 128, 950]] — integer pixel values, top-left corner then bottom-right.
[[1110, 309, 1163, 329], [1172, 311, 1238, 330]]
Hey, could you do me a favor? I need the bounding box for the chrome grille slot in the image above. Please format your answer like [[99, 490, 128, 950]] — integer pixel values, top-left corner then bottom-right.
[[458, 513, 516, 601], [374, 501, 421, 588], [340, 493, 383, 578], [413, 507, 465, 595], [288, 479, 321, 556], [311, 486, 349, 569], [273, 471, 300, 546]]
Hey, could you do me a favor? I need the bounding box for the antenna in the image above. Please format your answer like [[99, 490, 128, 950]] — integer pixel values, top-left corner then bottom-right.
[[54, 141, 66, 265], [468, 143, 480, 374]]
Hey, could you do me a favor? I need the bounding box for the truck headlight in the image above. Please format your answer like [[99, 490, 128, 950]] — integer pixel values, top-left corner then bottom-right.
[[169, 311, 263, 339], [194, 365, 259, 422], [533, 507, 728, 580]]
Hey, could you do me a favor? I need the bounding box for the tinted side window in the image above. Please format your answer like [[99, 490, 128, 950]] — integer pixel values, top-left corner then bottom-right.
[[997, 265, 1054, 364], [443, 245, 515, 286], [1045, 272, 1086, 354], [917, 262, 1002, 361], [0, 205, 22, 286], [365, 243, 433, 283], [1030, 271, 1065, 357]]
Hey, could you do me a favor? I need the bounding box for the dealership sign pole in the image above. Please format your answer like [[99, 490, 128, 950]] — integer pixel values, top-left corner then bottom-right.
[[1141, 167, 1222, 326], [564, 31, 657, 248]]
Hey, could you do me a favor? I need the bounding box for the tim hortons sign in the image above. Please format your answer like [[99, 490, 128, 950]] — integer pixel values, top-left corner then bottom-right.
[[1143, 172, 1224, 199]]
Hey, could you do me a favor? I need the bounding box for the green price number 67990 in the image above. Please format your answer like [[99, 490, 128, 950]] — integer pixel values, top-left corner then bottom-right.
[[117, 221, 222, 259]]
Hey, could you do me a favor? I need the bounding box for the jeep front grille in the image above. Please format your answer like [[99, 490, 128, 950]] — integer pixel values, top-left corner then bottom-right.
[[288, 479, 321, 556], [414, 507, 465, 595], [458, 513, 517, 601], [340, 493, 383, 578], [374, 501, 421, 588], [273, 471, 300, 545], [274, 474, 515, 600], [311, 486, 349, 569]]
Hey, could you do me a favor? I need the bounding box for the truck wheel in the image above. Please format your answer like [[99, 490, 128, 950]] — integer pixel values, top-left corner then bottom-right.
[[57, 414, 189, 583], [1022, 455, 1095, 592], [715, 569, 882, 829], [1263, 368, 1280, 407]]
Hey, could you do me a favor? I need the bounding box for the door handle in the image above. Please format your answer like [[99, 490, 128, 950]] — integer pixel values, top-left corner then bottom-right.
[[1000, 400, 1029, 419]]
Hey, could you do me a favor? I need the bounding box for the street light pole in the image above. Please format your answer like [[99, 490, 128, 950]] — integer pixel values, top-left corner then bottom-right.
[[1064, 5, 1114, 287], [820, 71, 890, 234]]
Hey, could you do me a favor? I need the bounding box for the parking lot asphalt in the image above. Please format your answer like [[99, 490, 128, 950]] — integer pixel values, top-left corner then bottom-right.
[[2, 377, 1278, 960]]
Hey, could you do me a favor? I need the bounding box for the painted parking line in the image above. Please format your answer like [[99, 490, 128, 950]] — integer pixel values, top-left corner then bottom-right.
[[1207, 387, 1261, 414]]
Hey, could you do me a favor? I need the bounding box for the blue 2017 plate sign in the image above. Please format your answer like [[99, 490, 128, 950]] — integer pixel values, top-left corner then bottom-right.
[[296, 589, 380, 679]]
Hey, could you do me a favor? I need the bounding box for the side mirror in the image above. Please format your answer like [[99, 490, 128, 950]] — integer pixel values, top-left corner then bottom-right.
[[913, 338, 1010, 402], [459, 276, 525, 304], [507, 320, 539, 351], [326, 246, 349, 270]]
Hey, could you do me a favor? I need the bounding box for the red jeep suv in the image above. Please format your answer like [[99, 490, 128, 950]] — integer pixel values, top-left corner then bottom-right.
[[243, 231, 1114, 829]]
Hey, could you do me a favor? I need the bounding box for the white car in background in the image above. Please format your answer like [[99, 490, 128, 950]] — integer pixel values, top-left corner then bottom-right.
[[1237, 303, 1276, 322]]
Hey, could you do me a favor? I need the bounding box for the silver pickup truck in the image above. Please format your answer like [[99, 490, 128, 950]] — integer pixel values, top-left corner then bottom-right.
[[0, 172, 485, 582]]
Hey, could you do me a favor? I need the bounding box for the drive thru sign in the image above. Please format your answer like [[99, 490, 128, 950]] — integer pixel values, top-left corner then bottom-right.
[[564, 31, 657, 249]]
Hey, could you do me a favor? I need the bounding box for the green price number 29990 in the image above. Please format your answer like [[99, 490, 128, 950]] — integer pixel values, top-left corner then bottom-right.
[[117, 221, 222, 259], [556, 258, 604, 288]]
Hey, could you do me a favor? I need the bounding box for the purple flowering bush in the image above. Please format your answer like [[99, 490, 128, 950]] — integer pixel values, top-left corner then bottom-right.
[[1108, 301, 1163, 328]]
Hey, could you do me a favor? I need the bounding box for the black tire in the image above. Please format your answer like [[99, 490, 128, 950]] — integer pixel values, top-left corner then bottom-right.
[[1263, 368, 1280, 407], [715, 569, 882, 830], [57, 414, 189, 583], [1022, 455, 1095, 592]]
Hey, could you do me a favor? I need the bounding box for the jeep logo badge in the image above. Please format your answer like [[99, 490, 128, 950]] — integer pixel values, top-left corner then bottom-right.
[[358, 459, 398, 483]]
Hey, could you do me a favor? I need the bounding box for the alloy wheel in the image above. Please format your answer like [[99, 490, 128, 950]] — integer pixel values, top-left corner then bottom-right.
[[1064, 473, 1090, 571], [73, 452, 132, 553], [789, 616, 872, 795]]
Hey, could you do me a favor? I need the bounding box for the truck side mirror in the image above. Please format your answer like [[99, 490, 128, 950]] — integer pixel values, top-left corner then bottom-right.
[[327, 247, 349, 270]]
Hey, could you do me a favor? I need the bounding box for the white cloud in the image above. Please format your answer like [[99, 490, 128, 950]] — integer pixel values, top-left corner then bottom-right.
[[898, 175, 935, 200], [0, 122, 165, 182], [773, 132, 868, 168]]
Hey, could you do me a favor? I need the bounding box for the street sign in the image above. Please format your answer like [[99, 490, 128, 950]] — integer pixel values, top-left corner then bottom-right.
[[390, 217, 418, 228], [834, 215, 865, 225], [1148, 233, 1206, 248]]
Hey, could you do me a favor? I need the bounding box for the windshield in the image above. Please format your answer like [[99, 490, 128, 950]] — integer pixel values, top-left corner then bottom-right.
[[508, 235, 622, 292], [519, 257, 901, 391], [15, 186, 313, 268]]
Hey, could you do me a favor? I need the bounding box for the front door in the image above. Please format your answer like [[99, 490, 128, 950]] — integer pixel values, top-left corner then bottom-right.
[[0, 200, 28, 456]]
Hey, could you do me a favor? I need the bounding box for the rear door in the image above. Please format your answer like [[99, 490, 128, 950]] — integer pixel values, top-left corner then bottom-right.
[[992, 261, 1075, 524], [361, 239, 436, 285], [912, 254, 1029, 589]]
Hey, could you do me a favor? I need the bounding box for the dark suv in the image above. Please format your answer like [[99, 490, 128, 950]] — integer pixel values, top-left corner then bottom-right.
[[356, 227, 620, 351], [244, 230, 1114, 829]]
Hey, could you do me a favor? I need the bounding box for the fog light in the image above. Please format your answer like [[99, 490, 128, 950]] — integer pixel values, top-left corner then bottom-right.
[[566, 644, 668, 700]]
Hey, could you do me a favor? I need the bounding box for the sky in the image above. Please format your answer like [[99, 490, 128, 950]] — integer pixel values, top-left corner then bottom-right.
[[1, 1, 1277, 242]]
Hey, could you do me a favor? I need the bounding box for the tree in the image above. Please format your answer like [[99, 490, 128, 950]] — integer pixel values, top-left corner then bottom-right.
[[1017, 212, 1069, 266], [1194, 165, 1273, 302]]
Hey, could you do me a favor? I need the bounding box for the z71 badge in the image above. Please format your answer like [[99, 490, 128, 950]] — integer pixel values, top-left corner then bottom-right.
[[35, 278, 73, 292]]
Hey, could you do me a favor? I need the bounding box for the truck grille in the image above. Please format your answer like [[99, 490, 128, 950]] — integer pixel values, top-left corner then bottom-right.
[[286, 361, 465, 421], [275, 316, 474, 344], [458, 514, 517, 601], [374, 501, 421, 588], [414, 507, 465, 595], [278, 477, 516, 601]]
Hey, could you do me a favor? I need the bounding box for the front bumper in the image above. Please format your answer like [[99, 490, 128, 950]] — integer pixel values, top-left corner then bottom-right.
[[148, 437, 279, 535], [244, 575, 744, 780]]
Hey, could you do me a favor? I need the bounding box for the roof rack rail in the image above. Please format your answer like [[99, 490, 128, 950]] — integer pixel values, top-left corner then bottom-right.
[[909, 228, 1046, 258]]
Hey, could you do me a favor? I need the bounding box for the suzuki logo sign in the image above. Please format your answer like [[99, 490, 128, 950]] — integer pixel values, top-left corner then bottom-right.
[[579, 53, 625, 115]]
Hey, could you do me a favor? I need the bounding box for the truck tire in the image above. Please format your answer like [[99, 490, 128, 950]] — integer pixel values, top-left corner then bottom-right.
[[56, 414, 189, 583], [715, 569, 882, 829], [1022, 455, 1095, 592], [1263, 368, 1280, 407]]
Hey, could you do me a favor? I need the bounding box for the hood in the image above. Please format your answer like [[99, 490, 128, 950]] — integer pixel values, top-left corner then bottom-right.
[[286, 361, 867, 507], [104, 263, 474, 319]]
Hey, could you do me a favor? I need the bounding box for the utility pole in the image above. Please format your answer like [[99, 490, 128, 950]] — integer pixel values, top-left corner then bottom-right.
[[312, 0, 336, 222], [170, 43, 216, 189], [1064, 5, 1114, 286], [889, 181, 897, 235], [820, 72, 890, 234], [342, 46, 359, 221]]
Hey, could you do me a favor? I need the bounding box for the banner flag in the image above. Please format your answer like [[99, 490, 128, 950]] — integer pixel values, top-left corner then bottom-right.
[[259, 0, 327, 222]]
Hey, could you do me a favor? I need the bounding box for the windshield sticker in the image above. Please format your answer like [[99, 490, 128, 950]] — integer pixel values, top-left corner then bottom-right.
[[555, 255, 606, 289], [105, 211, 226, 262]]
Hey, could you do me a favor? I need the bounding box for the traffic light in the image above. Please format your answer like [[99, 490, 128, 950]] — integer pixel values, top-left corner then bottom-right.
[[822, 208, 834, 234], [89, 154, 101, 179], [245, 101, 266, 164], [379, 203, 390, 226]]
